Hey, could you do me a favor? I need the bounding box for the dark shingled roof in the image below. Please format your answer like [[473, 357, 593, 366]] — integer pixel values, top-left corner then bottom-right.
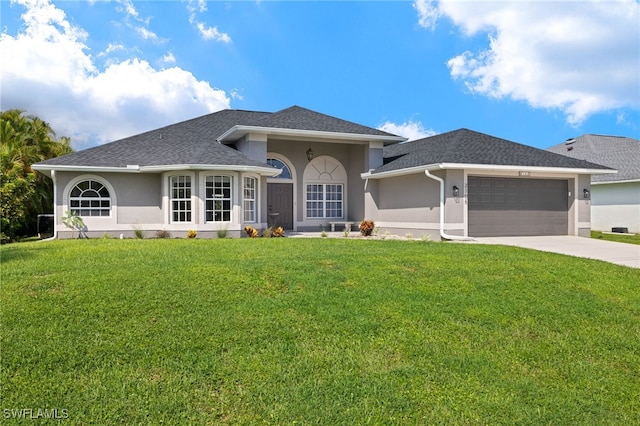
[[547, 134, 639, 182], [252, 105, 398, 137], [374, 128, 614, 174], [35, 106, 398, 169]]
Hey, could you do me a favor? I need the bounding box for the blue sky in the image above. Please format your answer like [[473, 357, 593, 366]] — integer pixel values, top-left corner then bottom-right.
[[1, 0, 638, 150]]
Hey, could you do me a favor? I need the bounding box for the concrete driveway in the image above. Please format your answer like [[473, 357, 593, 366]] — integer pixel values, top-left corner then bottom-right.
[[471, 236, 640, 269]]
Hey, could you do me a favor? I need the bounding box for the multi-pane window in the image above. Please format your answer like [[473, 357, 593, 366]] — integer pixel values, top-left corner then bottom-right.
[[171, 175, 192, 222], [325, 184, 343, 218], [205, 175, 232, 222], [69, 180, 111, 217], [243, 177, 256, 223], [306, 184, 343, 218]]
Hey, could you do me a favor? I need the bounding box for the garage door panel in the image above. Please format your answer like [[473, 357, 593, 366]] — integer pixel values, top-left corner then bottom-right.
[[468, 176, 568, 237]]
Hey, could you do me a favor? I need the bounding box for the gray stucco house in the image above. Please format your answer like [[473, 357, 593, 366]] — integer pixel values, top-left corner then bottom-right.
[[33, 106, 614, 239], [547, 134, 640, 233]]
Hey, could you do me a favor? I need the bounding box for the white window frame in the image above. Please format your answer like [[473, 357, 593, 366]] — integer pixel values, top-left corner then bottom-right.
[[243, 175, 258, 223], [305, 183, 344, 219], [63, 175, 117, 220], [168, 173, 194, 224], [69, 179, 111, 217], [203, 174, 233, 223]]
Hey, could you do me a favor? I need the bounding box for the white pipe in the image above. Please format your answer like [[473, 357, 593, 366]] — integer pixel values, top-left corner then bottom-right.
[[424, 169, 474, 241]]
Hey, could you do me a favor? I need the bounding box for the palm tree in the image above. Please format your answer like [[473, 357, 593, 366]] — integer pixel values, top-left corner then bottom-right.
[[0, 110, 73, 240]]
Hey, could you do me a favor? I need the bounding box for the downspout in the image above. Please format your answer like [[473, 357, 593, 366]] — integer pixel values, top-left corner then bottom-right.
[[424, 169, 473, 241], [39, 170, 57, 241]]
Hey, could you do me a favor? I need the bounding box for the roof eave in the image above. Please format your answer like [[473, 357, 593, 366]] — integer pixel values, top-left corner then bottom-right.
[[32, 163, 281, 177], [435, 163, 617, 175], [362, 162, 617, 180], [592, 178, 640, 185], [32, 164, 141, 175], [218, 125, 406, 145], [139, 164, 281, 176]]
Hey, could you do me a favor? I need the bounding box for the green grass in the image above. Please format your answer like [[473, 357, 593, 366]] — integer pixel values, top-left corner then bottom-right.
[[591, 230, 640, 245], [2, 239, 639, 424]]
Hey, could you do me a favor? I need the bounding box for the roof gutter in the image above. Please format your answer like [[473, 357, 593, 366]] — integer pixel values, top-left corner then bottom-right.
[[424, 169, 474, 242], [362, 163, 617, 180], [592, 178, 640, 185], [32, 164, 281, 177]]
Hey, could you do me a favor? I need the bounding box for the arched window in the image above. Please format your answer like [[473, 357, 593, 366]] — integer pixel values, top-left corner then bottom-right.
[[267, 158, 292, 179], [69, 179, 111, 217], [303, 156, 347, 219]]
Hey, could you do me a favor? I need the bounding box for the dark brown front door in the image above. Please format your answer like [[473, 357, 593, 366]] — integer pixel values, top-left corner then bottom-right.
[[267, 183, 293, 230]]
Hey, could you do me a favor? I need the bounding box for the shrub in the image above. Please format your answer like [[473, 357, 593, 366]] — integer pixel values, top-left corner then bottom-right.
[[244, 225, 259, 238], [216, 227, 228, 239], [133, 227, 145, 239], [359, 220, 375, 236], [155, 229, 171, 239], [61, 210, 85, 239], [187, 230, 197, 239], [272, 226, 285, 238]]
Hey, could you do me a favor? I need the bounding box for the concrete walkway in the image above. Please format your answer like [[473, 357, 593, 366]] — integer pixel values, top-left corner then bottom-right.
[[471, 236, 640, 269]]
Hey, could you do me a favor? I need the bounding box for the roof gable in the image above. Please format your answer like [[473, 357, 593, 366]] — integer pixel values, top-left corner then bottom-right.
[[256, 105, 398, 137], [374, 129, 614, 175], [547, 134, 640, 182]]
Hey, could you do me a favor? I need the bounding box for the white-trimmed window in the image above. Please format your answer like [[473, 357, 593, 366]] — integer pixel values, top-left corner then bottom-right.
[[170, 175, 192, 222], [69, 179, 111, 217], [205, 175, 232, 222], [306, 183, 343, 218], [243, 177, 257, 223]]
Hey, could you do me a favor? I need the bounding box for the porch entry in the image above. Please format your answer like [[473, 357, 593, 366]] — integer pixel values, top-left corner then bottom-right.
[[267, 183, 293, 230]]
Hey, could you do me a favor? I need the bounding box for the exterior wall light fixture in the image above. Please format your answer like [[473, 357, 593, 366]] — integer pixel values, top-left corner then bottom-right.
[[453, 185, 460, 197], [306, 148, 314, 162], [583, 188, 590, 199]]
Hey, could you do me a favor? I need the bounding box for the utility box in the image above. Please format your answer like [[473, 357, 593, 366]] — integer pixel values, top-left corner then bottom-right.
[[611, 227, 629, 234], [37, 214, 54, 239]]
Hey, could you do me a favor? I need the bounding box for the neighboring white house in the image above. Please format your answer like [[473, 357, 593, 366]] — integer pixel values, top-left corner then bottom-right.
[[547, 134, 640, 234]]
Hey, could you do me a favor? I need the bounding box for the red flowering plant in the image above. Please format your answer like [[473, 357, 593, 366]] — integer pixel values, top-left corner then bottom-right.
[[359, 220, 375, 236]]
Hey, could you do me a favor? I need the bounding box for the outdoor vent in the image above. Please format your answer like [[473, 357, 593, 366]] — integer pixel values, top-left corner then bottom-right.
[[565, 138, 576, 145], [567, 146, 574, 151]]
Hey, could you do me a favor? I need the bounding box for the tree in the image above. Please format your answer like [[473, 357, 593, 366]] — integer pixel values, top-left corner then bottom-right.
[[1, 110, 73, 241]]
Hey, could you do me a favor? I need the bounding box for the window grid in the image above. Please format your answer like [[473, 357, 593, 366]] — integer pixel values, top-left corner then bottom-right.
[[170, 175, 192, 222], [243, 177, 257, 223], [69, 180, 111, 217], [205, 175, 232, 222], [306, 184, 343, 219]]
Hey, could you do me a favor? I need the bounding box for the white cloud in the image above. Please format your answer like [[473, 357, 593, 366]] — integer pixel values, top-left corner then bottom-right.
[[230, 89, 244, 101], [187, 0, 231, 43], [0, 0, 230, 147], [378, 120, 436, 141], [162, 51, 176, 64], [195, 22, 231, 43], [413, 0, 439, 31], [415, 0, 640, 126], [135, 25, 160, 41], [98, 43, 126, 57]]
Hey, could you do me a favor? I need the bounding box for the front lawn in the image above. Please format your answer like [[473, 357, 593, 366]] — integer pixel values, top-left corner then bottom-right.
[[1, 239, 639, 424], [592, 230, 640, 245]]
